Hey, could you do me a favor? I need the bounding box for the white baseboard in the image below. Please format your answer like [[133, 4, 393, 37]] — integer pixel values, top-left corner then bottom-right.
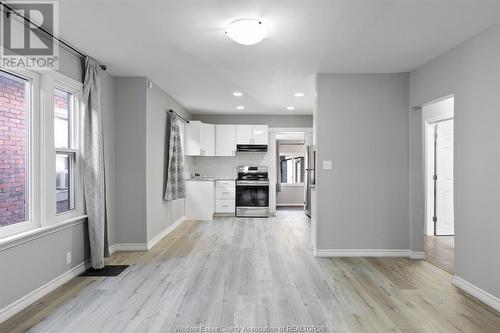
[[0, 260, 90, 324], [113, 243, 149, 251], [409, 251, 426, 259], [453, 276, 500, 313], [108, 244, 116, 255], [313, 248, 424, 259], [147, 216, 185, 250]]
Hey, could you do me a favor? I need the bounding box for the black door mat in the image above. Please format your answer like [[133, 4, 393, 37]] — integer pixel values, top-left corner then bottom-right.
[[80, 265, 129, 277]]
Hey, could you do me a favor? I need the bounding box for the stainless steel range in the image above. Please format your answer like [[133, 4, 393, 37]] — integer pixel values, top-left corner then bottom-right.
[[236, 166, 269, 217]]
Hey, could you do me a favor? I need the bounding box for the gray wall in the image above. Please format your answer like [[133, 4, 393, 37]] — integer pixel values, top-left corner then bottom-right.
[[316, 73, 410, 250], [146, 81, 191, 242], [409, 24, 500, 298], [192, 114, 312, 127], [276, 186, 304, 206], [114, 78, 148, 244]]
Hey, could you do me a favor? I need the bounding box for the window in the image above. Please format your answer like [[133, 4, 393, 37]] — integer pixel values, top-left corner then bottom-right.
[[0, 71, 30, 228], [0, 69, 83, 239], [54, 88, 76, 214], [279, 144, 305, 184], [280, 154, 305, 184]]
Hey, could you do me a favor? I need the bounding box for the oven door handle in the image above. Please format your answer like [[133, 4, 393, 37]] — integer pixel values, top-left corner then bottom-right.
[[237, 181, 269, 186]]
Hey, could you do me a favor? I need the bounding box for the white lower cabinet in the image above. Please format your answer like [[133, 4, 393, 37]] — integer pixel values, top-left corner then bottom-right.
[[215, 180, 235, 214], [216, 200, 235, 213], [185, 180, 215, 220]]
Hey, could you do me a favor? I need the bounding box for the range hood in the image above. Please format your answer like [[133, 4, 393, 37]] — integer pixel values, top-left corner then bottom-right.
[[237, 144, 268, 152]]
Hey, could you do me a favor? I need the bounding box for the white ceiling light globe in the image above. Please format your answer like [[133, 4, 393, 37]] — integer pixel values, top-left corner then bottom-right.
[[225, 19, 267, 46]]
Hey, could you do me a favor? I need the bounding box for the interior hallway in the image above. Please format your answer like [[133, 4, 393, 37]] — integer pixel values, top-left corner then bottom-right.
[[1, 212, 498, 333], [425, 235, 455, 275]]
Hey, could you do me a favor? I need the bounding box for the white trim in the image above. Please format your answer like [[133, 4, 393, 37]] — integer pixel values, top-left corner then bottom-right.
[[0, 216, 87, 252], [147, 216, 186, 250], [0, 260, 90, 324], [276, 204, 304, 207], [409, 251, 426, 259], [113, 243, 149, 251], [453, 276, 500, 313], [108, 244, 116, 255], [313, 249, 414, 258], [280, 183, 305, 187]]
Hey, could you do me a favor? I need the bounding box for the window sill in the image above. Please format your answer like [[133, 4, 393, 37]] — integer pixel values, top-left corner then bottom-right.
[[0, 215, 88, 252]]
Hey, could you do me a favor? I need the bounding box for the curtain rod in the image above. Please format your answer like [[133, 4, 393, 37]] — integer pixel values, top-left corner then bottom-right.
[[168, 110, 189, 123], [0, 3, 107, 70]]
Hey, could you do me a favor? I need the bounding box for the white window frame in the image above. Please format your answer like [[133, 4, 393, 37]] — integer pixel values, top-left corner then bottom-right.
[[45, 71, 84, 224], [280, 153, 306, 186], [0, 69, 84, 239], [0, 69, 41, 238]]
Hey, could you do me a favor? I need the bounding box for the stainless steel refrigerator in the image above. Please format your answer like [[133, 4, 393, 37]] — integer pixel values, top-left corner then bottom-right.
[[305, 145, 316, 217]]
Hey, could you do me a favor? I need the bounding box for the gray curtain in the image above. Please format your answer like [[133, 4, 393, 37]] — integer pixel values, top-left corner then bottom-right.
[[164, 113, 186, 200], [276, 140, 281, 192], [82, 57, 109, 269]]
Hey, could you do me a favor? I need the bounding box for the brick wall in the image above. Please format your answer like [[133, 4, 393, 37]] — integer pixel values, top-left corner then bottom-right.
[[0, 73, 27, 227]]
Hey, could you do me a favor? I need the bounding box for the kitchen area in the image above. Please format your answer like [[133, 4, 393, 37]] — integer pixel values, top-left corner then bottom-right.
[[183, 120, 314, 221]]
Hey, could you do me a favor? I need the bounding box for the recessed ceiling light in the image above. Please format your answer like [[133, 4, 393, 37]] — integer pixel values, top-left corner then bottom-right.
[[294, 92, 304, 97], [236, 105, 245, 110], [286, 106, 295, 110], [225, 19, 267, 46], [233, 91, 243, 97]]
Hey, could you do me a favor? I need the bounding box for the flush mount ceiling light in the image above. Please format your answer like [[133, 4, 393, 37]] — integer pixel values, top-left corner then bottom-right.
[[225, 19, 266, 46], [286, 106, 295, 110], [294, 92, 304, 97], [236, 105, 245, 110], [233, 91, 243, 97]]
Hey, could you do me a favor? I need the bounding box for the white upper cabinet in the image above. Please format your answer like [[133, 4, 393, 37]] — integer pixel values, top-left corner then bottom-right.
[[252, 125, 268, 144], [186, 121, 201, 156], [216, 124, 236, 156], [236, 125, 253, 144], [201, 123, 215, 156], [187, 122, 267, 157], [236, 125, 268, 145], [186, 121, 215, 156]]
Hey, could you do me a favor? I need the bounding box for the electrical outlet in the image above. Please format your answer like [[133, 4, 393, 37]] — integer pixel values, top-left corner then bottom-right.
[[66, 252, 72, 264]]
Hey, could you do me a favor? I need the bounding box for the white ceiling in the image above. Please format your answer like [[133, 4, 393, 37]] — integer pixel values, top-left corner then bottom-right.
[[59, 0, 500, 115]]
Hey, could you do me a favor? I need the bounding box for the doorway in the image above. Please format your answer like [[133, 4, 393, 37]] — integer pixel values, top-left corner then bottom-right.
[[276, 132, 306, 211], [423, 97, 455, 274]]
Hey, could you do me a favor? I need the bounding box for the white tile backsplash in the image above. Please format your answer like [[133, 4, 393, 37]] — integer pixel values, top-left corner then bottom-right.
[[189, 152, 270, 178]]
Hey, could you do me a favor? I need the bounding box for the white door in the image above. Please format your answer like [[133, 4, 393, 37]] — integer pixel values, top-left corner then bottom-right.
[[215, 124, 236, 156], [252, 125, 268, 144], [435, 119, 454, 236], [200, 123, 215, 156], [236, 125, 252, 144], [186, 121, 201, 156]]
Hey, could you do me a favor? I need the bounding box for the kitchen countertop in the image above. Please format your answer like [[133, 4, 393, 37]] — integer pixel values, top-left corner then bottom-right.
[[186, 177, 236, 181]]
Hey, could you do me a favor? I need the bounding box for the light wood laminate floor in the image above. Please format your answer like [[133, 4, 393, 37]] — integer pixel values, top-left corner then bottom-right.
[[425, 235, 455, 274], [1, 211, 499, 332]]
